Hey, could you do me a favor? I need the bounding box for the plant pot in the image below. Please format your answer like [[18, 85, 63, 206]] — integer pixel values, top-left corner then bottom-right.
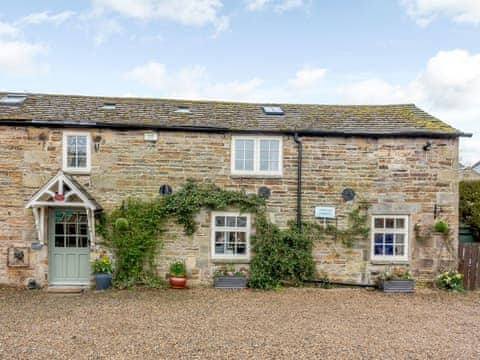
[[378, 279, 414, 293], [169, 275, 187, 289], [214, 276, 247, 289], [95, 272, 112, 290]]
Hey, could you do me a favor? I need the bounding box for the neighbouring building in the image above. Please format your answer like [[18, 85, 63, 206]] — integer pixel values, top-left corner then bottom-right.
[[0, 92, 470, 288], [459, 160, 480, 181]]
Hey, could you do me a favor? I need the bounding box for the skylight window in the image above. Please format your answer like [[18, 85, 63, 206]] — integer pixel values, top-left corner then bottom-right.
[[0, 94, 28, 106], [101, 103, 116, 110], [262, 106, 284, 115], [175, 105, 191, 113]]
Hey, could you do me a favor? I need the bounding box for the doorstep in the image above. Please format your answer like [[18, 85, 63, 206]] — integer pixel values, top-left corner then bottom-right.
[[45, 285, 89, 294]]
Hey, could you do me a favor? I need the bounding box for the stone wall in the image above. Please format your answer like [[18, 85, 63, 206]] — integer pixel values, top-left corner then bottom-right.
[[0, 125, 459, 286]]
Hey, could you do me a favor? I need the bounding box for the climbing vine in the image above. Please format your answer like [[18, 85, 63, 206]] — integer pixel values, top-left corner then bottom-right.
[[99, 180, 369, 289]]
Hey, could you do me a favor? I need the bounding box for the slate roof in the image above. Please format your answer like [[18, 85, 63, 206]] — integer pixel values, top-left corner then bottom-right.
[[0, 92, 466, 136]]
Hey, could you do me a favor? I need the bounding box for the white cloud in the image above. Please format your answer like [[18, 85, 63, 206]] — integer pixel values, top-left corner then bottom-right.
[[339, 49, 480, 165], [17, 11, 75, 26], [0, 40, 47, 75], [245, 0, 271, 11], [0, 21, 19, 38], [246, 0, 307, 12], [124, 61, 263, 100], [401, 0, 480, 26], [288, 66, 326, 90], [93, 0, 228, 33]]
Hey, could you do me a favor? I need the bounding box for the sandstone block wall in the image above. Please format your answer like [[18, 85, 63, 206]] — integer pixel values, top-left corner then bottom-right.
[[0, 126, 459, 286]]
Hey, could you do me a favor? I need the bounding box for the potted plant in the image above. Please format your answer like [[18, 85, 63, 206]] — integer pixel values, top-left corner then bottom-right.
[[169, 259, 187, 289], [377, 266, 414, 293], [92, 255, 113, 290], [437, 270, 464, 292], [213, 265, 248, 289]]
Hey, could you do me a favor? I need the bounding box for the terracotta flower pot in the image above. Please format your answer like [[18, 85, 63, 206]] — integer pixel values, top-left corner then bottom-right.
[[169, 275, 187, 289]]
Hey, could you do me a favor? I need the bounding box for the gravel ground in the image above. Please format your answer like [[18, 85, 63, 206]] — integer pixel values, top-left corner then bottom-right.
[[0, 287, 479, 360]]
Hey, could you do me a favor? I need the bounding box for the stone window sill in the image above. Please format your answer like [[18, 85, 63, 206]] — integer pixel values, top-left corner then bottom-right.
[[370, 260, 410, 265], [212, 258, 250, 264], [230, 174, 283, 179]]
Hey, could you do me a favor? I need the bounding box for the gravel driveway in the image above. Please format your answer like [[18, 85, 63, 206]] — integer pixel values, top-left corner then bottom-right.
[[0, 287, 479, 359]]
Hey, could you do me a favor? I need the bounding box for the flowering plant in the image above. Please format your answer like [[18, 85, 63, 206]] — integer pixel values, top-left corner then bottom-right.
[[214, 265, 248, 277], [437, 270, 464, 292], [92, 255, 113, 274], [169, 260, 186, 277], [378, 266, 412, 281]]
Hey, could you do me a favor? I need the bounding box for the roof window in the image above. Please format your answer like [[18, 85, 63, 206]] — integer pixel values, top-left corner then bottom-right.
[[262, 106, 284, 115], [175, 105, 191, 113], [0, 94, 28, 106], [101, 103, 116, 110]]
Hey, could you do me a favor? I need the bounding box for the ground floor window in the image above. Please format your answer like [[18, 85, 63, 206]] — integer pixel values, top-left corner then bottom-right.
[[371, 215, 409, 261], [211, 212, 250, 259]]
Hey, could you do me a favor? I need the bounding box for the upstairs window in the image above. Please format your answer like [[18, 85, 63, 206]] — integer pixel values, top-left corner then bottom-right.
[[371, 215, 409, 262], [231, 136, 282, 176], [62, 132, 91, 173]]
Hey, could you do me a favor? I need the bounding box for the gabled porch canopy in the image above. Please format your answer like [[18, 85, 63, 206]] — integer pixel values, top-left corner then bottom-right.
[[26, 171, 102, 247]]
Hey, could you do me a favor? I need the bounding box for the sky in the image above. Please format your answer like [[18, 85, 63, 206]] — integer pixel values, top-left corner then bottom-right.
[[1, 0, 479, 164]]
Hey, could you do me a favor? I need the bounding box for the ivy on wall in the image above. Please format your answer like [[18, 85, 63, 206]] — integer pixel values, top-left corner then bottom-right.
[[98, 180, 369, 289]]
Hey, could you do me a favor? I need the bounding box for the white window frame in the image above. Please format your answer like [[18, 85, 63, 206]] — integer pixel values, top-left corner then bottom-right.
[[62, 131, 91, 174], [371, 215, 409, 262], [231, 136, 283, 176], [211, 211, 251, 260]]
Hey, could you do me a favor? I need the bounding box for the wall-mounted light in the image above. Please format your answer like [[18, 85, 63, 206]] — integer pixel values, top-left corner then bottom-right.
[[94, 135, 102, 152], [422, 141, 432, 151]]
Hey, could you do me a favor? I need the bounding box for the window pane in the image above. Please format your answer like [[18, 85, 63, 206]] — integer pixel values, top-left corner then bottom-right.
[[67, 224, 76, 235], [395, 245, 405, 256], [244, 159, 254, 171], [227, 217, 236, 227], [237, 232, 246, 243], [237, 243, 246, 254], [55, 224, 64, 235], [374, 218, 384, 228], [385, 234, 394, 244], [79, 224, 88, 236], [215, 232, 225, 254], [385, 244, 394, 255], [215, 216, 225, 227], [386, 219, 395, 228], [374, 244, 384, 255], [67, 236, 77, 248], [77, 136, 87, 146], [78, 237, 89, 248], [235, 140, 244, 152], [55, 236, 65, 247], [396, 218, 405, 229], [260, 140, 269, 152], [395, 234, 405, 244], [244, 140, 254, 153], [237, 217, 247, 227], [374, 233, 383, 245], [260, 157, 269, 171], [235, 159, 243, 171], [270, 160, 279, 171]]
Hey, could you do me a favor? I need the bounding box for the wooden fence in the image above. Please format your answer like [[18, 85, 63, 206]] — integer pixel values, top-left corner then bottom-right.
[[458, 243, 480, 290]]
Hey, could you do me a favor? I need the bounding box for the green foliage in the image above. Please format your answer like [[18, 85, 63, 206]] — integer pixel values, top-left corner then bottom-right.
[[97, 199, 164, 289], [92, 255, 113, 274], [460, 181, 480, 239], [248, 215, 315, 289], [437, 270, 464, 292], [378, 266, 412, 281], [434, 220, 449, 234], [160, 180, 264, 235], [169, 260, 186, 276]]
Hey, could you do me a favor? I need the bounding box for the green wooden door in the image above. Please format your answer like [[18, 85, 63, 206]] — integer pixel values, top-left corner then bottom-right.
[[49, 209, 90, 285]]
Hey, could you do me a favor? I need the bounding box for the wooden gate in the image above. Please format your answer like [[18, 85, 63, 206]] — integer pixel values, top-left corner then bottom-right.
[[458, 243, 480, 290]]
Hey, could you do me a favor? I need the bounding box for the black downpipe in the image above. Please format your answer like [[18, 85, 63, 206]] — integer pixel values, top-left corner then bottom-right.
[[293, 132, 302, 232]]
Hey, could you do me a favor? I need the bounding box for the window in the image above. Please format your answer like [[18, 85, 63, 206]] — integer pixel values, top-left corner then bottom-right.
[[101, 103, 116, 110], [0, 94, 27, 106], [62, 132, 91, 173], [371, 215, 409, 261], [231, 136, 282, 176], [211, 212, 250, 259], [262, 106, 284, 115]]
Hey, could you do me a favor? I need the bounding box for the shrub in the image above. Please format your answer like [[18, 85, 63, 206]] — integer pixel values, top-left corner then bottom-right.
[[459, 180, 480, 240], [248, 216, 315, 289], [437, 270, 464, 292], [433, 220, 449, 234]]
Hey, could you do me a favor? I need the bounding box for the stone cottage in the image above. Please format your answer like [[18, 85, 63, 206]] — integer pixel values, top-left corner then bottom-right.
[[0, 92, 470, 288]]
